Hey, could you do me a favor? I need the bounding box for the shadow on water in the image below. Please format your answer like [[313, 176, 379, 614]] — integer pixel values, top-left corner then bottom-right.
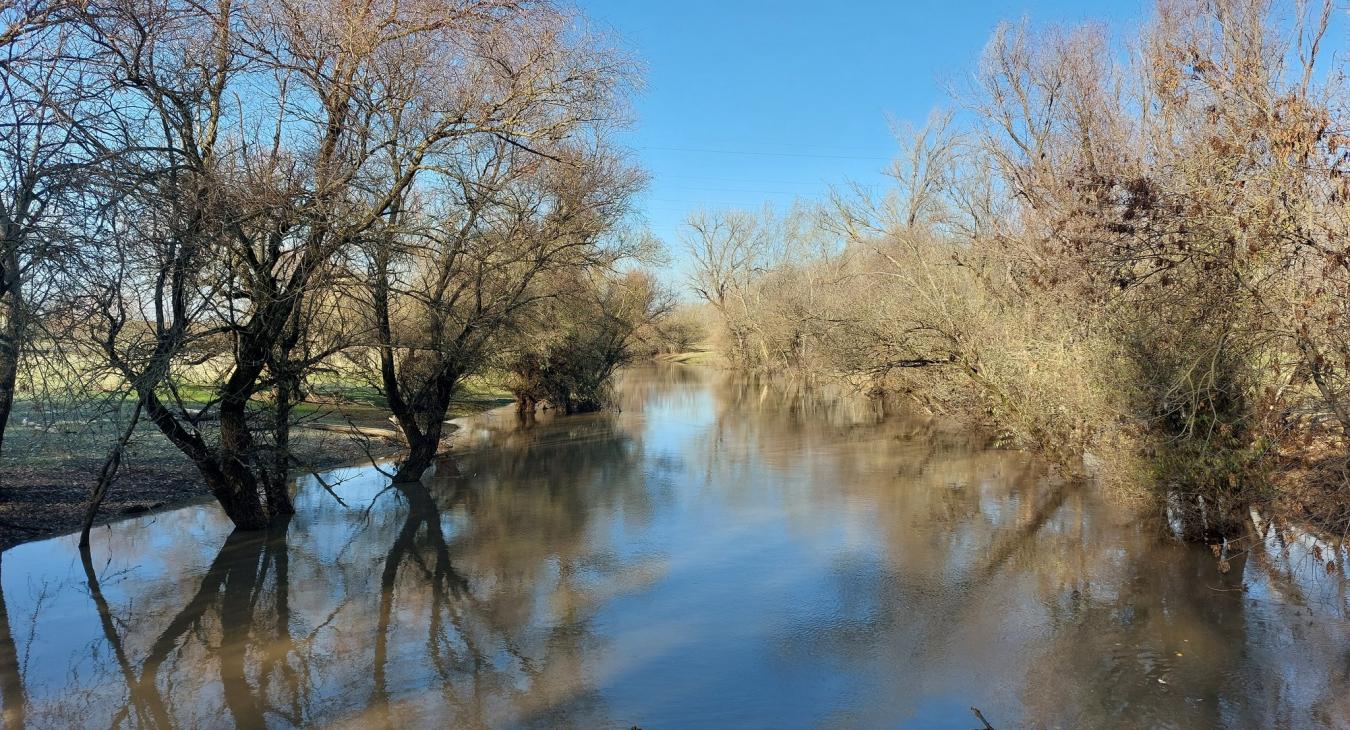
[[0, 364, 1346, 728]]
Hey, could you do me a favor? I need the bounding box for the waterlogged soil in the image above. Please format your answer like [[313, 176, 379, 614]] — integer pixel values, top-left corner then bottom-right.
[[0, 389, 512, 549], [1, 365, 1348, 729], [0, 430, 403, 550]]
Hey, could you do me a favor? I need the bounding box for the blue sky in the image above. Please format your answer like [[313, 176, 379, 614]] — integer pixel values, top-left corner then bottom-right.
[[577, 0, 1145, 253]]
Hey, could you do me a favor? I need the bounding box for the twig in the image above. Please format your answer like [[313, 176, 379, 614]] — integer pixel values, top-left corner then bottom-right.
[[971, 706, 996, 730], [286, 454, 349, 507], [345, 415, 397, 479], [80, 398, 144, 550]]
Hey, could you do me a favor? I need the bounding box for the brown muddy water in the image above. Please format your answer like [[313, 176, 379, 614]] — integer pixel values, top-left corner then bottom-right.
[[1, 365, 1348, 729]]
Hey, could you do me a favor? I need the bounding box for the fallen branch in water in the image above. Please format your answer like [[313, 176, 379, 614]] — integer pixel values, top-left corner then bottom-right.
[[971, 706, 995, 730]]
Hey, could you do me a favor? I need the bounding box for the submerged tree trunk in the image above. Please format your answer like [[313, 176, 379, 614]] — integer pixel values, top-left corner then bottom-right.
[[377, 346, 459, 483], [1173, 491, 1252, 543], [206, 463, 293, 530], [264, 376, 298, 520], [371, 249, 453, 483], [192, 340, 296, 527], [390, 407, 451, 483], [375, 270, 464, 483]]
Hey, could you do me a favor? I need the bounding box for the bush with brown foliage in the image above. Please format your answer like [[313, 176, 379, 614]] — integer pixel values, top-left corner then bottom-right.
[[688, 0, 1350, 540]]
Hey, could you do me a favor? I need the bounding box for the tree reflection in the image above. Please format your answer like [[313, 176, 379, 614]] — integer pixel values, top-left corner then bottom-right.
[[354, 409, 652, 727], [69, 525, 306, 728], [711, 373, 1349, 728], [0, 404, 655, 727], [81, 548, 170, 729], [370, 478, 474, 725], [1020, 541, 1254, 728], [0, 559, 26, 730]]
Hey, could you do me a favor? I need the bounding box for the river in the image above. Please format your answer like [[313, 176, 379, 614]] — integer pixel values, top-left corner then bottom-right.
[[0, 364, 1347, 728]]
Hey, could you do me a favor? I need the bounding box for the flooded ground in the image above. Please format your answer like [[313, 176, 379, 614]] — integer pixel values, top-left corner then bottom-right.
[[1, 364, 1347, 729]]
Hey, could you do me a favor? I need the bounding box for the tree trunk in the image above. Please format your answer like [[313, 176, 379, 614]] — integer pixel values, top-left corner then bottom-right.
[[392, 418, 446, 483], [138, 391, 288, 529], [265, 379, 297, 518], [1298, 336, 1350, 440], [207, 465, 290, 530], [0, 248, 23, 461], [384, 351, 462, 483], [208, 359, 293, 527], [0, 331, 17, 464]]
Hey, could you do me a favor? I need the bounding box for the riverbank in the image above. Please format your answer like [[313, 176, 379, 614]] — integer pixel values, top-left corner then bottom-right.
[[0, 386, 513, 550]]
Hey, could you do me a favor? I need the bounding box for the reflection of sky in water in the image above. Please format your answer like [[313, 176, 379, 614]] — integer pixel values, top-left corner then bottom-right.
[[0, 364, 1348, 729]]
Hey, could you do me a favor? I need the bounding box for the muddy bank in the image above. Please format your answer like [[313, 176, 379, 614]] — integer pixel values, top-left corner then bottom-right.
[[0, 429, 403, 551]]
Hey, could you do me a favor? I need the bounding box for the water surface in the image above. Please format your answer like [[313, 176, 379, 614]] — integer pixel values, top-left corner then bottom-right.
[[2, 365, 1348, 728]]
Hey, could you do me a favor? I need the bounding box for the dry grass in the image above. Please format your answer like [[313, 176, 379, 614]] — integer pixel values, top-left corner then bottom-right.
[[656, 347, 725, 367]]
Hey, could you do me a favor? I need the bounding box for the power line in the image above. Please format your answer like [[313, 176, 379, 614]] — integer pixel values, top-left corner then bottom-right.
[[640, 145, 889, 161], [656, 185, 802, 195], [659, 174, 831, 186], [645, 197, 807, 206]]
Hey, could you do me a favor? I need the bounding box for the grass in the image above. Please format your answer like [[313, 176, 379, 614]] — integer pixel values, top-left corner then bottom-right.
[[304, 371, 513, 418], [0, 371, 518, 546], [656, 347, 724, 367], [6, 372, 516, 471]]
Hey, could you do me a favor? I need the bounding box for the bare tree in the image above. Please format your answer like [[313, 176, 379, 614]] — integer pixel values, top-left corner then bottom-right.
[[363, 136, 644, 481], [886, 108, 962, 230], [680, 207, 775, 363], [508, 266, 673, 415], [698, 0, 1350, 537], [0, 0, 93, 460], [74, 0, 611, 528]]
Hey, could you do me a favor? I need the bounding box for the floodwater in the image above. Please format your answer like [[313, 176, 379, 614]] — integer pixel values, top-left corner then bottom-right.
[[1, 365, 1348, 729]]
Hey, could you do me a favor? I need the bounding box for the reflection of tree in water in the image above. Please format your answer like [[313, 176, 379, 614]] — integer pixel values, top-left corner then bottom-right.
[[1020, 543, 1256, 728], [0, 559, 25, 730], [79, 526, 304, 729], [1022, 529, 1350, 728], [5, 365, 1346, 728], [706, 373, 1052, 545], [0, 405, 657, 728], [707, 374, 1350, 728], [610, 362, 710, 410], [449, 410, 656, 542], [368, 479, 479, 727], [355, 409, 656, 728]]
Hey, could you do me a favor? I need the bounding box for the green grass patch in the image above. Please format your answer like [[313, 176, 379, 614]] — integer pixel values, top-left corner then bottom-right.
[[657, 349, 723, 366]]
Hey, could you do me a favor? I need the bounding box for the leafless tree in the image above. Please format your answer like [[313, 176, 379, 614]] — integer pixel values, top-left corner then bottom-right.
[[507, 266, 673, 415], [70, 0, 631, 528], [0, 0, 97, 460], [362, 136, 644, 481], [680, 207, 777, 362]]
